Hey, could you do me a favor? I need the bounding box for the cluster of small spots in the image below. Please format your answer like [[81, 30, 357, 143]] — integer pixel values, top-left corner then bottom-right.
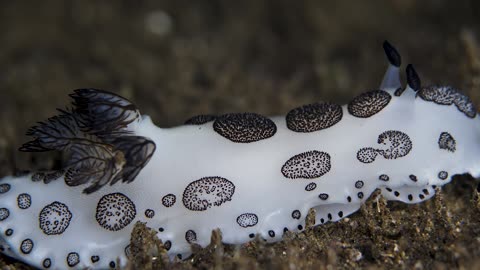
[[357, 130, 412, 163], [182, 177, 235, 211], [438, 132, 456, 152], [386, 186, 434, 202], [96, 193, 137, 231], [20, 239, 33, 254], [39, 201, 73, 235], [237, 213, 258, 228], [145, 209, 155, 218], [319, 193, 329, 200], [91, 255, 100, 263], [31, 170, 64, 184], [291, 210, 301, 219], [5, 229, 13, 236], [67, 252, 80, 267], [355, 180, 364, 189], [286, 102, 343, 132], [184, 114, 217, 125], [356, 147, 378, 164], [377, 130, 413, 159], [305, 182, 317, 191], [379, 174, 389, 181], [185, 230, 197, 244], [438, 171, 449, 180], [213, 113, 277, 143], [0, 208, 10, 221], [347, 90, 392, 118], [0, 183, 10, 194], [17, 193, 31, 209], [162, 194, 176, 207], [281, 151, 331, 179], [418, 86, 477, 118], [43, 258, 51, 268]]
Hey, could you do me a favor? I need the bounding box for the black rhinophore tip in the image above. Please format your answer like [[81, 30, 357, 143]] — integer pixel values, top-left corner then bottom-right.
[[406, 64, 421, 91], [383, 40, 401, 67]]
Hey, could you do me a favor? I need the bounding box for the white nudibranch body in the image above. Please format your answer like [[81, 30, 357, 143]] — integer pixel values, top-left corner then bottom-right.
[[1, 41, 480, 269]]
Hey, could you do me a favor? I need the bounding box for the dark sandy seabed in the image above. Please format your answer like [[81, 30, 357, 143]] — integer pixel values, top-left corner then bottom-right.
[[1, 1, 480, 269]]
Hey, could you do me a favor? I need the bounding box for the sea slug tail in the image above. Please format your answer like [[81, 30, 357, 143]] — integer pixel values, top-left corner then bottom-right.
[[0, 173, 131, 269]]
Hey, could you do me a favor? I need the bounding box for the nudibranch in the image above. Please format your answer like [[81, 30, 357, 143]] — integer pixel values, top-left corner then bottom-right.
[[1, 41, 480, 269]]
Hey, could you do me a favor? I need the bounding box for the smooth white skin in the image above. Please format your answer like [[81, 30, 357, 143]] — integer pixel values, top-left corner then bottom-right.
[[1, 64, 480, 270], [380, 64, 401, 90]]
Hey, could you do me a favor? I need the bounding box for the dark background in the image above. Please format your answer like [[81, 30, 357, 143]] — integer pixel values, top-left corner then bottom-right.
[[1, 1, 480, 269]]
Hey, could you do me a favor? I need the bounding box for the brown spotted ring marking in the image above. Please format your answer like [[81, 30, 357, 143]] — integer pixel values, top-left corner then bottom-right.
[[438, 132, 456, 152], [281, 151, 331, 179], [357, 130, 412, 163], [236, 213, 259, 228], [182, 177, 235, 211], [95, 193, 136, 231], [418, 86, 477, 118]]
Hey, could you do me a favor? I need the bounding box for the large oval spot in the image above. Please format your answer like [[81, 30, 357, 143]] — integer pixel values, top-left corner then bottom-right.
[[286, 103, 343, 133], [182, 177, 235, 211], [348, 90, 391, 118], [281, 151, 331, 179], [213, 113, 277, 143]]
